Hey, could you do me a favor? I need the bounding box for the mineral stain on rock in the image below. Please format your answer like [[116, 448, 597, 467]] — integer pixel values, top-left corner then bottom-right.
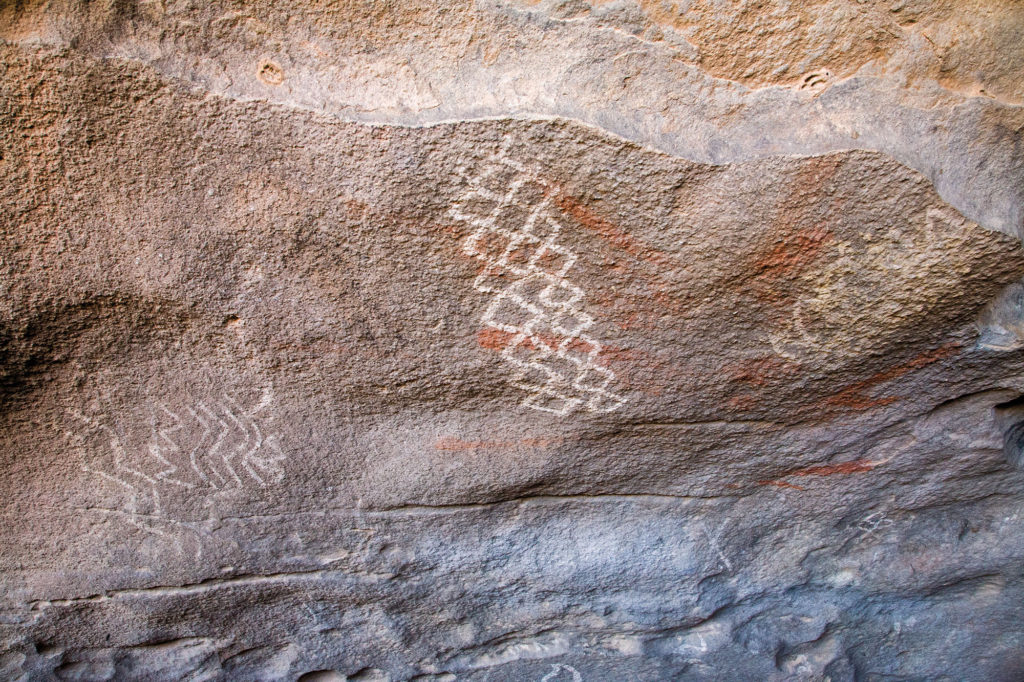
[[257, 60, 285, 86], [2, 1, 1024, 681]]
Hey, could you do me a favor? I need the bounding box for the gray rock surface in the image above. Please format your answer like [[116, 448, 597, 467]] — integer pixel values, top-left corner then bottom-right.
[[2, 2, 1024, 680]]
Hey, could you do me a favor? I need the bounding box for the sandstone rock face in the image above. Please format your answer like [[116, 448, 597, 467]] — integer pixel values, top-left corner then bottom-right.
[[2, 2, 1024, 681]]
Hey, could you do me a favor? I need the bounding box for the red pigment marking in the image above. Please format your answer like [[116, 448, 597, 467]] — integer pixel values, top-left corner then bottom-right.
[[544, 190, 706, 334], [741, 155, 845, 304], [477, 328, 660, 394], [477, 328, 514, 351], [743, 225, 834, 307], [823, 342, 961, 410], [620, 311, 648, 331], [728, 394, 759, 410], [789, 459, 879, 477], [552, 191, 669, 267], [595, 345, 648, 369], [478, 328, 635, 367], [758, 480, 806, 491], [435, 436, 560, 451], [759, 458, 882, 490], [726, 355, 803, 387], [751, 224, 834, 284]]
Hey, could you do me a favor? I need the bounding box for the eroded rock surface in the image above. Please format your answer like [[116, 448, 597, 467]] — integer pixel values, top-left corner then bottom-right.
[[2, 2, 1024, 680]]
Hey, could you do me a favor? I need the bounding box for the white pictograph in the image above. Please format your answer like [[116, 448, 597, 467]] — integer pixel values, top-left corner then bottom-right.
[[854, 511, 894, 541], [450, 138, 627, 416], [699, 522, 733, 572], [677, 633, 709, 654], [768, 207, 961, 361], [541, 663, 583, 682], [67, 390, 285, 551]]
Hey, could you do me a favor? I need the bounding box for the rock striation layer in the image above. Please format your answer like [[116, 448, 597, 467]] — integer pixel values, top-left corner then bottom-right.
[[2, 2, 1024, 680]]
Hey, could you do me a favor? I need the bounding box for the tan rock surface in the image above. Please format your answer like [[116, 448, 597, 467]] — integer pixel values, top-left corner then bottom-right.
[[2, 2, 1024, 680]]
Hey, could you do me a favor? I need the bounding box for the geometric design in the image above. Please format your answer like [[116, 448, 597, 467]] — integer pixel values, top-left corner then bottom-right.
[[767, 206, 961, 362], [541, 664, 584, 682], [450, 137, 627, 416], [65, 390, 286, 551]]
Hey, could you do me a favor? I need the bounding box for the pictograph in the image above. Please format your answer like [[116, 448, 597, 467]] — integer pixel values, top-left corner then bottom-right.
[[66, 389, 285, 553], [450, 138, 627, 416]]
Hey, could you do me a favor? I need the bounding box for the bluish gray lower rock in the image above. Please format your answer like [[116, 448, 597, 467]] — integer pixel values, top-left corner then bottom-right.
[[2, 3, 1024, 680]]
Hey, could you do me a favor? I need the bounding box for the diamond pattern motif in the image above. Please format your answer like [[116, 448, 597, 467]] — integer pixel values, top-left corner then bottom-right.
[[450, 139, 628, 416]]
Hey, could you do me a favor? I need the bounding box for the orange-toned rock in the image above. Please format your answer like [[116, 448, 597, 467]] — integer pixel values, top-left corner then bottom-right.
[[1, 3, 1024, 680]]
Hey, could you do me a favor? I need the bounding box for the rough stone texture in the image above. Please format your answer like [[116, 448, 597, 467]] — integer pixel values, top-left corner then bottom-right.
[[1, 2, 1024, 680]]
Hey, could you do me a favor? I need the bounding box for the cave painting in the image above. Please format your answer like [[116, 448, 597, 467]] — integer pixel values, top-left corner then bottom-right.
[[541, 663, 583, 681], [66, 389, 285, 552], [450, 137, 627, 416]]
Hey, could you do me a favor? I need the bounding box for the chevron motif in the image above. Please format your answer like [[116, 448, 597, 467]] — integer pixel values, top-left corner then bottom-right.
[[67, 390, 286, 549]]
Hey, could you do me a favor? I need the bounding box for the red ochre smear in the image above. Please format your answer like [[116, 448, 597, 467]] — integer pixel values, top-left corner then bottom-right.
[[435, 436, 560, 451], [789, 460, 879, 477], [742, 155, 845, 304], [758, 458, 881, 491], [823, 341, 961, 410], [552, 192, 670, 267], [477, 327, 516, 351], [755, 343, 959, 491], [759, 480, 806, 491], [749, 224, 834, 299], [477, 328, 581, 353], [476, 328, 624, 367], [761, 456, 888, 489]]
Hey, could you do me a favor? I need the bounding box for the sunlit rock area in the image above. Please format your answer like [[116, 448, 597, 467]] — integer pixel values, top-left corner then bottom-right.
[[2, 1, 1024, 680]]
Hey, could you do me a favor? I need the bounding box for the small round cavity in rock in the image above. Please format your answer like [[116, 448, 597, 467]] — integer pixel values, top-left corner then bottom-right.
[[1004, 421, 1024, 470], [297, 672, 347, 682]]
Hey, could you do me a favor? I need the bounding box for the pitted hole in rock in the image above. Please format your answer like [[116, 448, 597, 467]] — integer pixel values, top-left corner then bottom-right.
[[993, 395, 1024, 470], [297, 671, 346, 682], [1002, 422, 1024, 470], [35, 645, 62, 659], [257, 60, 285, 85]]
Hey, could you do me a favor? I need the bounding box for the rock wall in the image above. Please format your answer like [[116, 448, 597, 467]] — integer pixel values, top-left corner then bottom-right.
[[1, 2, 1023, 680]]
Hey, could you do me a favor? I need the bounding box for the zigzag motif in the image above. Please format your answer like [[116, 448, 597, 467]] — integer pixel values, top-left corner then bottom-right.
[[450, 138, 627, 416], [144, 394, 286, 490], [68, 391, 286, 546]]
